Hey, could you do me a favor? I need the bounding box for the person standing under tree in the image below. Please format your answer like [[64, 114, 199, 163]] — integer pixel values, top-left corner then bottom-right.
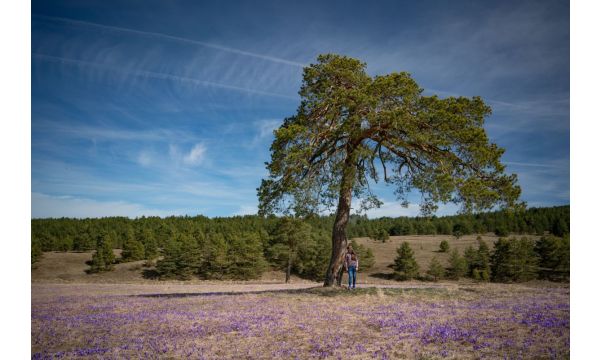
[[347, 251, 358, 289], [341, 245, 353, 285]]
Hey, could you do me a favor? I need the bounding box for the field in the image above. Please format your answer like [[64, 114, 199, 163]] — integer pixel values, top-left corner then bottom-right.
[[32, 235, 568, 359], [32, 282, 569, 359]]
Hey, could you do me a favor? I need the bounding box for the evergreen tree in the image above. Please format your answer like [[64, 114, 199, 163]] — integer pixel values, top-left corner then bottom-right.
[[89, 232, 115, 273], [373, 228, 389, 242], [32, 237, 43, 264], [268, 217, 312, 282], [446, 248, 467, 279], [136, 228, 158, 259], [491, 237, 539, 282], [121, 228, 145, 262], [177, 233, 202, 280], [436, 220, 452, 235], [463, 240, 491, 281], [73, 231, 95, 251], [202, 232, 230, 279], [494, 225, 509, 237], [393, 242, 420, 280], [551, 218, 569, 237], [156, 234, 202, 280], [55, 236, 73, 252], [476, 239, 491, 280], [463, 245, 477, 274], [452, 223, 466, 239], [294, 230, 330, 280], [426, 257, 445, 281], [227, 232, 267, 280], [535, 235, 569, 281], [155, 238, 181, 279]]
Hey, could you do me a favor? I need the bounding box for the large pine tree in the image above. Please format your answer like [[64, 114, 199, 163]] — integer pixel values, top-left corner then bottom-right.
[[258, 54, 522, 286]]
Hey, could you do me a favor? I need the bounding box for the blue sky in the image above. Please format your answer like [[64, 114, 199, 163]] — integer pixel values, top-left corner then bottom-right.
[[31, 0, 569, 218]]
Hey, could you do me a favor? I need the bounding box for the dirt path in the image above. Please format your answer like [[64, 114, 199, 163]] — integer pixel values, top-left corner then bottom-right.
[[32, 281, 461, 300]]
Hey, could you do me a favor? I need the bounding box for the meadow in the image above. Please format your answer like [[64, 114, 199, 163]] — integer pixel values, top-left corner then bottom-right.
[[31, 282, 568, 359], [32, 234, 568, 359]]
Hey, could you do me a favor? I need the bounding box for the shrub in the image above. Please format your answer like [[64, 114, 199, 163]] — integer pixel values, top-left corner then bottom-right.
[[439, 240, 449, 253], [393, 242, 419, 280]]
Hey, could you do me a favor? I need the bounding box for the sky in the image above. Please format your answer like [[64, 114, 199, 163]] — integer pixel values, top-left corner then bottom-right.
[[31, 0, 570, 219]]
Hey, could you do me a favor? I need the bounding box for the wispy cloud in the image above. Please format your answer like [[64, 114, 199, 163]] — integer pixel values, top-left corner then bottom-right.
[[183, 143, 207, 166], [35, 118, 201, 143], [31, 1, 569, 218], [257, 119, 281, 139], [504, 161, 563, 168], [247, 119, 281, 147], [33, 14, 307, 68], [31, 192, 178, 218], [33, 53, 298, 100]]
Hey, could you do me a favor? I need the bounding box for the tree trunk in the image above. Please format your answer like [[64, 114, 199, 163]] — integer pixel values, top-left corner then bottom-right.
[[336, 267, 343, 286], [285, 253, 292, 283], [323, 155, 356, 287]]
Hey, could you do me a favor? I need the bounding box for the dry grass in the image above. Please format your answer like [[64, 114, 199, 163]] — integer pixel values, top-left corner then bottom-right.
[[32, 234, 540, 285], [31, 282, 569, 359], [31, 250, 315, 284], [351, 234, 539, 284]]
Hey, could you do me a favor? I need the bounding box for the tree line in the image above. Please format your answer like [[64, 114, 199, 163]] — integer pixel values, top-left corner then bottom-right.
[[348, 205, 569, 239], [31, 206, 568, 281], [393, 235, 569, 282]]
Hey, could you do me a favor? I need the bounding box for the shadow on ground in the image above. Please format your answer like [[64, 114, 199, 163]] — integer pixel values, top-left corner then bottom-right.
[[370, 272, 396, 280], [131, 286, 448, 298]]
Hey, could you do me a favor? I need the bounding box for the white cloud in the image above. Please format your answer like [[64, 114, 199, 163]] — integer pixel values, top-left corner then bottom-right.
[[363, 201, 421, 218], [183, 143, 207, 165], [31, 192, 176, 218], [234, 204, 258, 216], [363, 200, 460, 218]]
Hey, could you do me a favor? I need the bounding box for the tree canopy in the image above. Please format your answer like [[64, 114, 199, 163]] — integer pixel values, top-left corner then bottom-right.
[[258, 54, 522, 217], [258, 54, 522, 286]]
